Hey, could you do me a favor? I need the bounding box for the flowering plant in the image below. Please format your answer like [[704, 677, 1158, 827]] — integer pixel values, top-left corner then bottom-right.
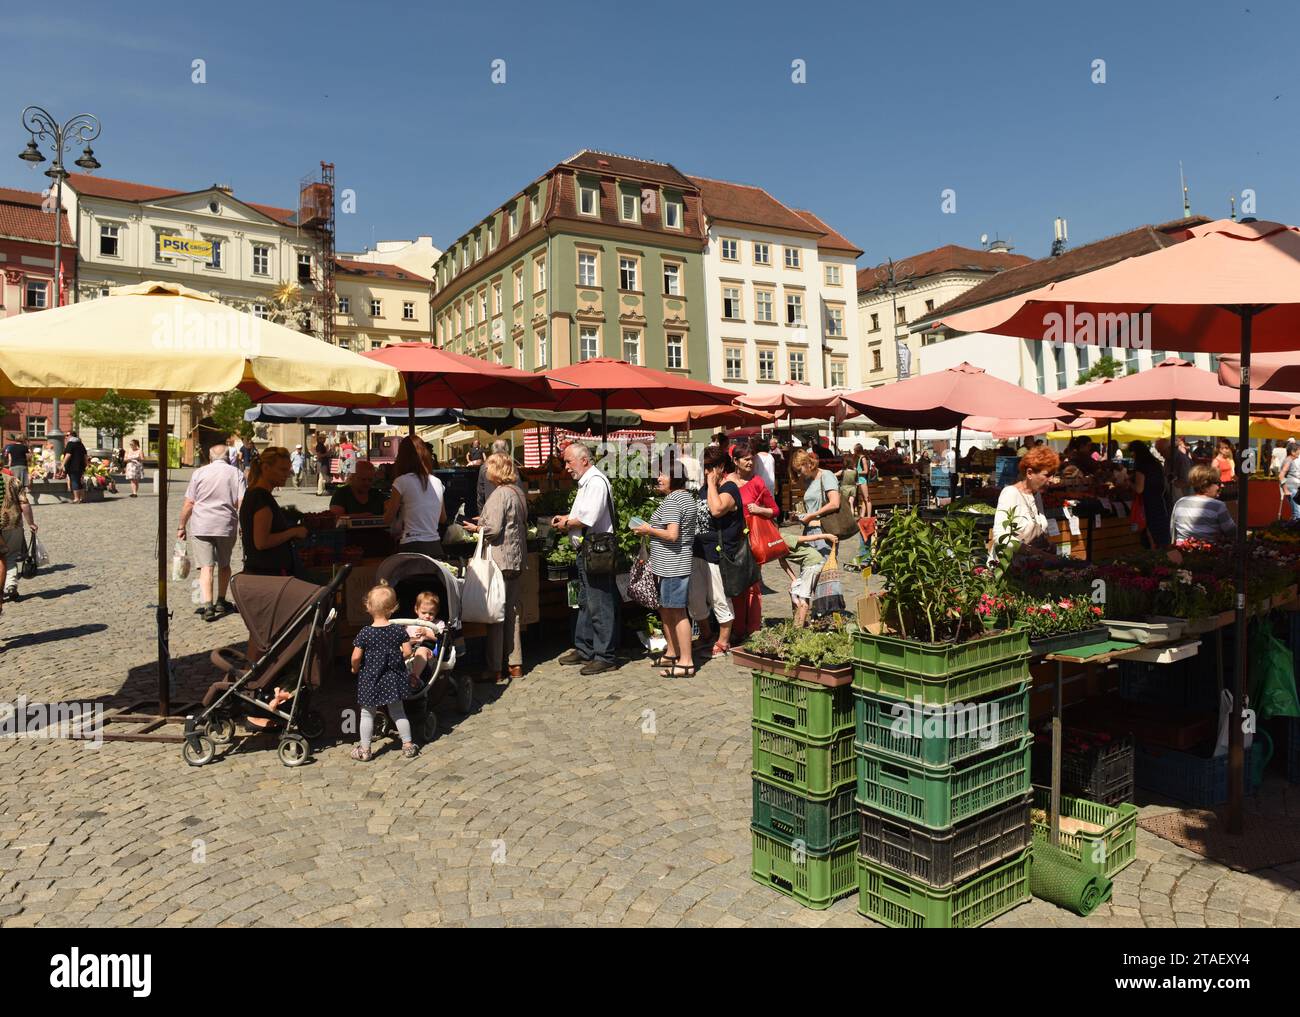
[[1014, 596, 1105, 640]]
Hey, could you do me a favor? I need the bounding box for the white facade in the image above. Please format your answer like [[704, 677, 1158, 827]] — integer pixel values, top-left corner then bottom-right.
[[342, 236, 441, 278], [698, 224, 859, 396]]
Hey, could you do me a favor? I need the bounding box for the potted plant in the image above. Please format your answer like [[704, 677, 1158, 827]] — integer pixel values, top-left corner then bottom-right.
[[853, 510, 1029, 695], [1015, 595, 1109, 656], [734, 620, 854, 687], [545, 540, 576, 582]]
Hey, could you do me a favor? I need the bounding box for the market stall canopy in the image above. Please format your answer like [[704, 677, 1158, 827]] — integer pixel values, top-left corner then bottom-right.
[[638, 403, 775, 431], [1053, 358, 1300, 416], [0, 280, 403, 403], [964, 416, 1094, 440], [459, 406, 643, 433], [842, 362, 1068, 430], [541, 357, 738, 435], [1049, 378, 1126, 422], [734, 382, 852, 422], [245, 403, 458, 426], [1045, 416, 1300, 442], [1218, 350, 1300, 395]]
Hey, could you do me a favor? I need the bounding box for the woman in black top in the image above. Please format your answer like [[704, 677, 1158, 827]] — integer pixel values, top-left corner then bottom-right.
[[695, 445, 743, 657], [240, 447, 307, 576], [1129, 440, 1171, 548]]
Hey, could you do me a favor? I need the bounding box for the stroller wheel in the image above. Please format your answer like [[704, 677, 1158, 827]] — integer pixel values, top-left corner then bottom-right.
[[423, 710, 439, 742], [182, 734, 216, 767], [206, 714, 236, 745], [374, 712, 394, 739], [298, 709, 325, 741], [277, 735, 310, 767], [455, 675, 474, 714]]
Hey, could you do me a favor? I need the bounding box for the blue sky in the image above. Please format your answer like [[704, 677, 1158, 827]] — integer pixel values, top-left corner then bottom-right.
[[1, 0, 1295, 267]]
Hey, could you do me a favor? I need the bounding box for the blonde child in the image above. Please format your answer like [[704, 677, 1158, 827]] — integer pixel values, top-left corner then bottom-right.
[[781, 533, 838, 626], [351, 584, 418, 761], [405, 590, 445, 687]]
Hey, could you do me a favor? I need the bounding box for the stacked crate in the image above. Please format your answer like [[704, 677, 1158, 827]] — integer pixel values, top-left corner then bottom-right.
[[851, 627, 1035, 928], [750, 667, 859, 909]]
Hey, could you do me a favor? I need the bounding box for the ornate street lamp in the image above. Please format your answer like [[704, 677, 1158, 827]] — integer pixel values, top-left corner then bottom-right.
[[18, 105, 102, 459], [873, 257, 915, 381]]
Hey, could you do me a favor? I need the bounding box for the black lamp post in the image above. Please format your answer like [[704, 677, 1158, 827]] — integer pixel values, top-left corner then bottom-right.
[[18, 105, 101, 459], [874, 257, 916, 382]]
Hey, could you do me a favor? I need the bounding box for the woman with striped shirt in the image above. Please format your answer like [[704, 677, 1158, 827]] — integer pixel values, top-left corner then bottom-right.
[[634, 463, 697, 679]]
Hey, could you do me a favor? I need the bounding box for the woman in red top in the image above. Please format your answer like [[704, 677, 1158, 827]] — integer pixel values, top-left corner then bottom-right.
[[728, 439, 777, 642], [1212, 438, 1236, 484]]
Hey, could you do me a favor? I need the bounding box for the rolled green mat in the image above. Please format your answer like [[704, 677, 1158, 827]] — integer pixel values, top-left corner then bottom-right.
[[1030, 841, 1113, 916]]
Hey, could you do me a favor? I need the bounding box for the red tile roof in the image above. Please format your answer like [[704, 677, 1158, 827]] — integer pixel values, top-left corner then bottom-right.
[[857, 244, 1032, 292], [919, 217, 1211, 325], [64, 173, 296, 225], [0, 186, 72, 244], [791, 208, 863, 257], [562, 150, 696, 190], [550, 169, 706, 241], [335, 258, 430, 283], [688, 176, 819, 235]]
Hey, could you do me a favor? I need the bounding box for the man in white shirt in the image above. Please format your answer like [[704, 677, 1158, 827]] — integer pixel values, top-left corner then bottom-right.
[[754, 445, 777, 501], [551, 442, 617, 674], [177, 444, 246, 621]]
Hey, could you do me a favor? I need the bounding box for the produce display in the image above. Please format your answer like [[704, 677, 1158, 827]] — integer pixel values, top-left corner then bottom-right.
[[742, 618, 853, 671]]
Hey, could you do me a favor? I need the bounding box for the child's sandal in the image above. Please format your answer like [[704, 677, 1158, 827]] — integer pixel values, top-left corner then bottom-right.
[[350, 745, 372, 762], [402, 742, 420, 759]]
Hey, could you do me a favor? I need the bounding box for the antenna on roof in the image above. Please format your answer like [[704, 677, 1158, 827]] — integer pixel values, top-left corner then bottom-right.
[[979, 233, 989, 249], [1229, 195, 1237, 221], [1180, 161, 1191, 217]]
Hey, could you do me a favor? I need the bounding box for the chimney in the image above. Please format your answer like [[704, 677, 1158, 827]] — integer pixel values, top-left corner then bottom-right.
[[1050, 218, 1068, 257]]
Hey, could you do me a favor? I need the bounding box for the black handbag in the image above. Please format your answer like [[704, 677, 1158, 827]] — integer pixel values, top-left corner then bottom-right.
[[19, 530, 38, 580], [717, 527, 760, 598], [579, 477, 619, 576]]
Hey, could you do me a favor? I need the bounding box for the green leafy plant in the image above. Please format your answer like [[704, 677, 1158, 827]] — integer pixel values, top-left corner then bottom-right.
[[73, 390, 152, 448], [211, 390, 255, 442], [545, 541, 577, 567], [743, 620, 852, 671]]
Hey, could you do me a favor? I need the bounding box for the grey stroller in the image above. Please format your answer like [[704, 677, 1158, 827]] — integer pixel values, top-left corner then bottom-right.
[[372, 552, 472, 742]]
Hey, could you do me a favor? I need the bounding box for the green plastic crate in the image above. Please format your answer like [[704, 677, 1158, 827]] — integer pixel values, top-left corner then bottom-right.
[[852, 625, 1029, 677], [751, 827, 858, 910], [853, 653, 1031, 707], [753, 671, 855, 742], [856, 737, 1033, 830], [857, 849, 1032, 928], [752, 777, 857, 853], [753, 723, 856, 798], [854, 683, 1029, 766], [1031, 786, 1138, 879]]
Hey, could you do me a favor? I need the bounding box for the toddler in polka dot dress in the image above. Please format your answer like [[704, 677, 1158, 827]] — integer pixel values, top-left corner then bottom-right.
[[350, 584, 418, 761]]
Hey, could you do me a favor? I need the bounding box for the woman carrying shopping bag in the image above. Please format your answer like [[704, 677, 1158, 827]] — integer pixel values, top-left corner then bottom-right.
[[463, 452, 528, 682], [728, 439, 779, 643]]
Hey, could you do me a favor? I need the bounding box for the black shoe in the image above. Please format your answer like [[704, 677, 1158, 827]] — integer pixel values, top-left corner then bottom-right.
[[195, 605, 208, 616], [202, 606, 218, 623], [2, 589, 16, 604], [557, 649, 590, 666], [580, 660, 616, 676], [217, 598, 235, 615]]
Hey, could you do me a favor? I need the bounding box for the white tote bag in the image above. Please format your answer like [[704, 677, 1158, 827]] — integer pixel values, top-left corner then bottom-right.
[[461, 537, 506, 624]]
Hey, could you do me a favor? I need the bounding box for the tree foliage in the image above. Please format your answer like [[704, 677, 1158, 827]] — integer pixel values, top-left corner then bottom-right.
[[212, 390, 254, 441], [72, 390, 152, 446], [1075, 355, 1126, 384]]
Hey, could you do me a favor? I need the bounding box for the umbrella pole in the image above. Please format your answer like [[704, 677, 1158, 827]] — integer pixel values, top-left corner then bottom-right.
[[1106, 421, 1113, 458], [1169, 401, 1178, 510], [365, 422, 371, 461], [1228, 312, 1253, 835], [407, 386, 416, 437], [157, 392, 171, 717], [601, 394, 609, 443]]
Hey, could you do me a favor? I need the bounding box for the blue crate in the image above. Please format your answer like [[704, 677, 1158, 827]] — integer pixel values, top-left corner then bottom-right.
[[1135, 735, 1269, 807]]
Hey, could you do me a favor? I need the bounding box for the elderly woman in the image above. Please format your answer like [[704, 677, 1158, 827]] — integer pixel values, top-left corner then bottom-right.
[[992, 445, 1061, 558], [384, 435, 447, 558], [463, 453, 529, 682], [239, 446, 307, 577], [634, 457, 697, 679], [329, 459, 381, 516], [1171, 465, 1238, 544], [791, 448, 840, 557]]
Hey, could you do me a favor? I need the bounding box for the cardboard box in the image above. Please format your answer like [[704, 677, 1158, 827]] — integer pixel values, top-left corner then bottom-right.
[[857, 592, 884, 634]]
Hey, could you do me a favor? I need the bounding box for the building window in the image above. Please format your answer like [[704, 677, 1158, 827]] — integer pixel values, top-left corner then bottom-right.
[[870, 312, 880, 332], [758, 349, 776, 380], [789, 350, 806, 382], [621, 192, 639, 222], [26, 416, 47, 440], [479, 291, 488, 320], [536, 330, 548, 368], [580, 326, 599, 361], [1076, 344, 1090, 378], [1053, 344, 1067, 389], [872, 349, 883, 371], [1126, 347, 1140, 376], [721, 239, 738, 261], [338, 296, 350, 314], [99, 224, 120, 257], [536, 256, 546, 291], [99, 287, 110, 298], [24, 280, 47, 309], [662, 262, 680, 296], [896, 305, 907, 325], [154, 232, 173, 263], [493, 346, 503, 364], [755, 289, 774, 322], [403, 301, 415, 321], [578, 252, 598, 287], [622, 329, 640, 365], [784, 246, 801, 269], [515, 337, 524, 368], [206, 239, 222, 270], [529, 192, 539, 224], [371, 299, 382, 317], [252, 245, 270, 275], [725, 347, 744, 381], [753, 242, 770, 265], [579, 183, 599, 216], [253, 303, 269, 320], [509, 205, 518, 236], [298, 252, 312, 283], [722, 285, 742, 320], [829, 360, 846, 388], [619, 256, 638, 291], [474, 234, 481, 261], [492, 281, 502, 315], [925, 298, 935, 312], [461, 247, 469, 272], [514, 268, 524, 304], [786, 293, 803, 325], [664, 199, 682, 229], [455, 307, 462, 333], [826, 306, 844, 336], [824, 264, 841, 286], [666, 334, 684, 369], [465, 299, 475, 327]]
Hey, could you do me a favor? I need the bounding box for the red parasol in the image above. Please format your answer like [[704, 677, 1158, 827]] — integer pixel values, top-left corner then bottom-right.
[[542, 358, 737, 437]]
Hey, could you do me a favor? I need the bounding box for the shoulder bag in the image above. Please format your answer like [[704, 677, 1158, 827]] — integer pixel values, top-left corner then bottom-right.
[[462, 533, 507, 623], [579, 476, 619, 576], [627, 537, 659, 610]]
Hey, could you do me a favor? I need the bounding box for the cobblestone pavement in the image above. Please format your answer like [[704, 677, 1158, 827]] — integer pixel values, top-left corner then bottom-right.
[[1, 474, 1299, 928]]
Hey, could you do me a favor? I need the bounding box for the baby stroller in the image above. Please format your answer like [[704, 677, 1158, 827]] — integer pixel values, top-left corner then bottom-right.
[[182, 566, 349, 768], [372, 552, 471, 743]]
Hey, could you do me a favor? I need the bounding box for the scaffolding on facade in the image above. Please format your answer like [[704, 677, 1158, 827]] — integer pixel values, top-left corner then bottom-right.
[[298, 161, 336, 346]]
